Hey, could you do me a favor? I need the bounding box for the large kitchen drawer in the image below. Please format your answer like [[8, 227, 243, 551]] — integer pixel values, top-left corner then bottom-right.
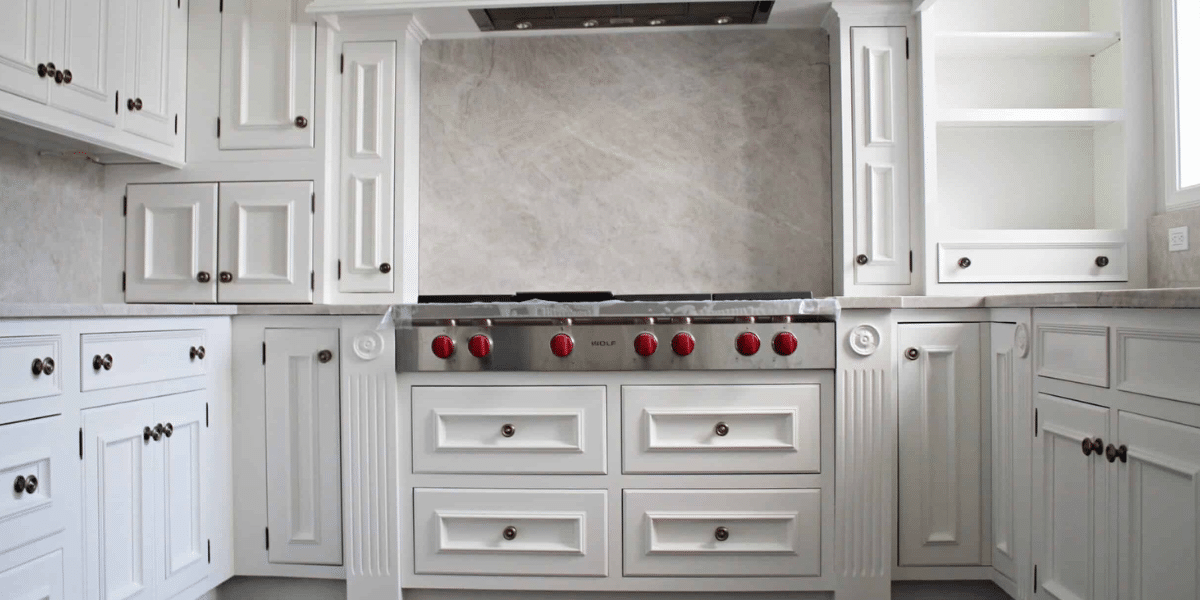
[[80, 330, 207, 391], [623, 489, 822, 577], [0, 548, 63, 600], [413, 488, 608, 577], [938, 241, 1128, 283], [622, 385, 821, 474], [0, 415, 71, 554], [412, 386, 606, 474], [0, 335, 62, 404]]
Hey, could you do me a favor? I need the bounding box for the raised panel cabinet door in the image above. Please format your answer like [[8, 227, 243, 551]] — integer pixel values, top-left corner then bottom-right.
[[83, 399, 156, 600], [850, 26, 910, 285], [898, 323, 983, 566], [1032, 394, 1109, 600], [49, 0, 123, 126], [216, 181, 314, 303], [0, 549, 64, 600], [0, 0, 52, 102], [339, 41, 396, 293], [122, 0, 186, 144], [990, 323, 1018, 581], [1116, 412, 1200, 600], [153, 391, 207, 599], [264, 328, 342, 565], [218, 0, 315, 150], [124, 183, 218, 303]]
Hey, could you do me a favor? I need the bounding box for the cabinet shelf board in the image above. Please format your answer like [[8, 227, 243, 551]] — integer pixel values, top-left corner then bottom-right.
[[936, 31, 1120, 57], [937, 108, 1124, 127]]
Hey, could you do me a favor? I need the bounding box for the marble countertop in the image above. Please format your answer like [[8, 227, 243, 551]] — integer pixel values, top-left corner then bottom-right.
[[0, 303, 239, 318]]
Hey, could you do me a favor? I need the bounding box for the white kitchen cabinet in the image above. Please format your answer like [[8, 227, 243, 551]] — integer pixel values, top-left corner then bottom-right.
[[82, 390, 208, 600], [989, 323, 1018, 582], [124, 183, 219, 304], [850, 26, 911, 286], [216, 181, 314, 304], [0, 0, 52, 102], [122, 0, 187, 145], [898, 323, 983, 566], [49, 0, 124, 126], [218, 0, 316, 151], [1032, 393, 1110, 600], [0, 547, 64, 600], [264, 328, 342, 566], [339, 41, 396, 293]]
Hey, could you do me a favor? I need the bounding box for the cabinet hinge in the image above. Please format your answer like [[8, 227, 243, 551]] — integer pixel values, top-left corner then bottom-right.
[[216, 117, 221, 138], [906, 38, 910, 59], [312, 192, 316, 213], [219, 0, 223, 12], [311, 271, 315, 291], [337, 260, 342, 280], [123, 195, 127, 216], [1034, 408, 1039, 437], [115, 91, 119, 115], [208, 540, 211, 563], [909, 251, 913, 273], [262, 342, 267, 365], [174, 114, 178, 135], [1034, 564, 1038, 593], [79, 428, 83, 459], [265, 528, 270, 550], [206, 403, 209, 428], [122, 272, 126, 292], [340, 53, 344, 74]]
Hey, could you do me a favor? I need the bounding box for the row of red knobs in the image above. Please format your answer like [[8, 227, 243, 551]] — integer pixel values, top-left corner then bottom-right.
[[431, 331, 798, 359]]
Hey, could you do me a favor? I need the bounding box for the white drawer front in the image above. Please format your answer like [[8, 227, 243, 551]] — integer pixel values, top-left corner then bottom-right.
[[0, 335, 61, 404], [1036, 323, 1109, 387], [938, 242, 1128, 283], [412, 386, 606, 474], [623, 385, 820, 474], [623, 489, 821, 577], [81, 330, 206, 391], [0, 416, 69, 554], [414, 489, 608, 576], [0, 549, 63, 600]]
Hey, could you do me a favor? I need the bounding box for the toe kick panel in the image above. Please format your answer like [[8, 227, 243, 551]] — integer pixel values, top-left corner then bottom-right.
[[414, 488, 608, 576], [623, 489, 822, 577]]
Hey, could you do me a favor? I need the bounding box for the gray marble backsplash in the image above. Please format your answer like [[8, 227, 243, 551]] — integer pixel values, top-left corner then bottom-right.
[[420, 30, 832, 296], [1149, 207, 1200, 288], [0, 141, 106, 303]]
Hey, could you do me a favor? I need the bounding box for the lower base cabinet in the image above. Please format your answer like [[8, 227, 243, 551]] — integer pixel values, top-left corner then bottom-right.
[[0, 546, 64, 600]]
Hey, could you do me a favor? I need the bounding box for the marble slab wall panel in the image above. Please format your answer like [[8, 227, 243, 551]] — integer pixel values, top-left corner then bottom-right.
[[420, 30, 833, 296], [1149, 207, 1200, 288], [0, 141, 106, 303]]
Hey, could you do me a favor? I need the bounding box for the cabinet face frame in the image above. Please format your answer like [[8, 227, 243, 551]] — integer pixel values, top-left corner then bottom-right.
[[124, 183, 219, 304]]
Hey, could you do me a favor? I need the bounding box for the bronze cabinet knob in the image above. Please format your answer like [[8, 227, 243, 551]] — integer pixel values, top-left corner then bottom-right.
[[152, 423, 164, 441], [1095, 256, 1109, 268], [379, 262, 392, 274], [37, 63, 47, 78], [41, 357, 54, 375], [219, 272, 233, 283], [958, 257, 972, 269], [45, 62, 55, 76], [190, 346, 207, 360], [197, 271, 211, 283], [317, 349, 333, 363], [1106, 443, 1128, 463], [1082, 437, 1103, 456], [714, 422, 730, 437], [714, 526, 730, 542], [61, 69, 71, 84], [54, 71, 63, 84], [164, 423, 173, 438], [134, 98, 143, 110], [856, 254, 869, 265], [13, 475, 26, 494], [144, 426, 153, 442], [502, 526, 518, 540], [103, 354, 113, 370], [905, 347, 920, 361], [127, 98, 136, 111], [294, 116, 308, 128], [31, 358, 43, 376], [24, 475, 37, 494], [500, 423, 516, 438], [93, 354, 113, 370]]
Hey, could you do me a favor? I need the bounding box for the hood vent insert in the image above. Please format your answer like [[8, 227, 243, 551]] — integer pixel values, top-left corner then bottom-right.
[[469, 2, 774, 32]]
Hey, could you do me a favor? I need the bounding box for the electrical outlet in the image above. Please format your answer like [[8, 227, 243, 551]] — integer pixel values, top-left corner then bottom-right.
[[1169, 226, 1189, 252]]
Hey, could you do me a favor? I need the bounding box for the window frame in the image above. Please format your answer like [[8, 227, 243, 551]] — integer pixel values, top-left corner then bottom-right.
[[1156, 0, 1200, 211]]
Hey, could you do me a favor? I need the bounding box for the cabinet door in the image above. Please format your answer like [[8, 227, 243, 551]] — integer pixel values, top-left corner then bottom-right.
[[154, 392, 207, 599], [850, 26, 910, 285], [83, 399, 156, 600], [1116, 412, 1200, 600], [990, 323, 1018, 581], [125, 183, 218, 304], [218, 0, 315, 150], [216, 181, 313, 303], [0, 0, 52, 102], [264, 328, 342, 565], [339, 41, 396, 293], [122, 0, 186, 144], [0, 549, 64, 600], [48, 0, 124, 125], [1033, 394, 1109, 600], [898, 323, 982, 565]]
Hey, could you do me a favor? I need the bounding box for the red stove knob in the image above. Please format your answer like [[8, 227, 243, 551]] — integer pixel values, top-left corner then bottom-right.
[[672, 332, 696, 356], [634, 333, 658, 356], [431, 335, 455, 359], [468, 335, 492, 358], [773, 331, 799, 356], [736, 332, 761, 356], [550, 333, 574, 357]]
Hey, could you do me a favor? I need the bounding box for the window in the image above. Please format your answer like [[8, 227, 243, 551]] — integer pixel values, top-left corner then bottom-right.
[[1159, 0, 1200, 209]]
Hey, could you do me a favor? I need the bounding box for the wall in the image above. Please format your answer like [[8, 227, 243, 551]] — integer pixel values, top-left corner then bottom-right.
[[1148, 207, 1200, 288], [0, 140, 106, 303], [420, 30, 833, 296]]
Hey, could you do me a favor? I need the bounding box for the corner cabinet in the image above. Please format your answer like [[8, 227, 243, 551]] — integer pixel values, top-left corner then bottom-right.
[[124, 181, 314, 304]]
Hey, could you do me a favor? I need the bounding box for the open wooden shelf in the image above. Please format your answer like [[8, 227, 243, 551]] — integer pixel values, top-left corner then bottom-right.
[[937, 31, 1121, 57], [938, 108, 1125, 127]]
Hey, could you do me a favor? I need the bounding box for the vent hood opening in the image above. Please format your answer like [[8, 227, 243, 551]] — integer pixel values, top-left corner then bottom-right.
[[469, 1, 775, 32]]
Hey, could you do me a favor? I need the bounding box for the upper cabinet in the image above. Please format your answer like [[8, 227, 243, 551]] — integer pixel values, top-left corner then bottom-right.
[[218, 0, 316, 151], [123, 0, 188, 145], [0, 0, 53, 102], [49, 0, 125, 126]]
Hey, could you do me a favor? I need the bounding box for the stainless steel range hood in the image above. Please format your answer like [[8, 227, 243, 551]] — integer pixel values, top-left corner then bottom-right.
[[469, 1, 775, 31]]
